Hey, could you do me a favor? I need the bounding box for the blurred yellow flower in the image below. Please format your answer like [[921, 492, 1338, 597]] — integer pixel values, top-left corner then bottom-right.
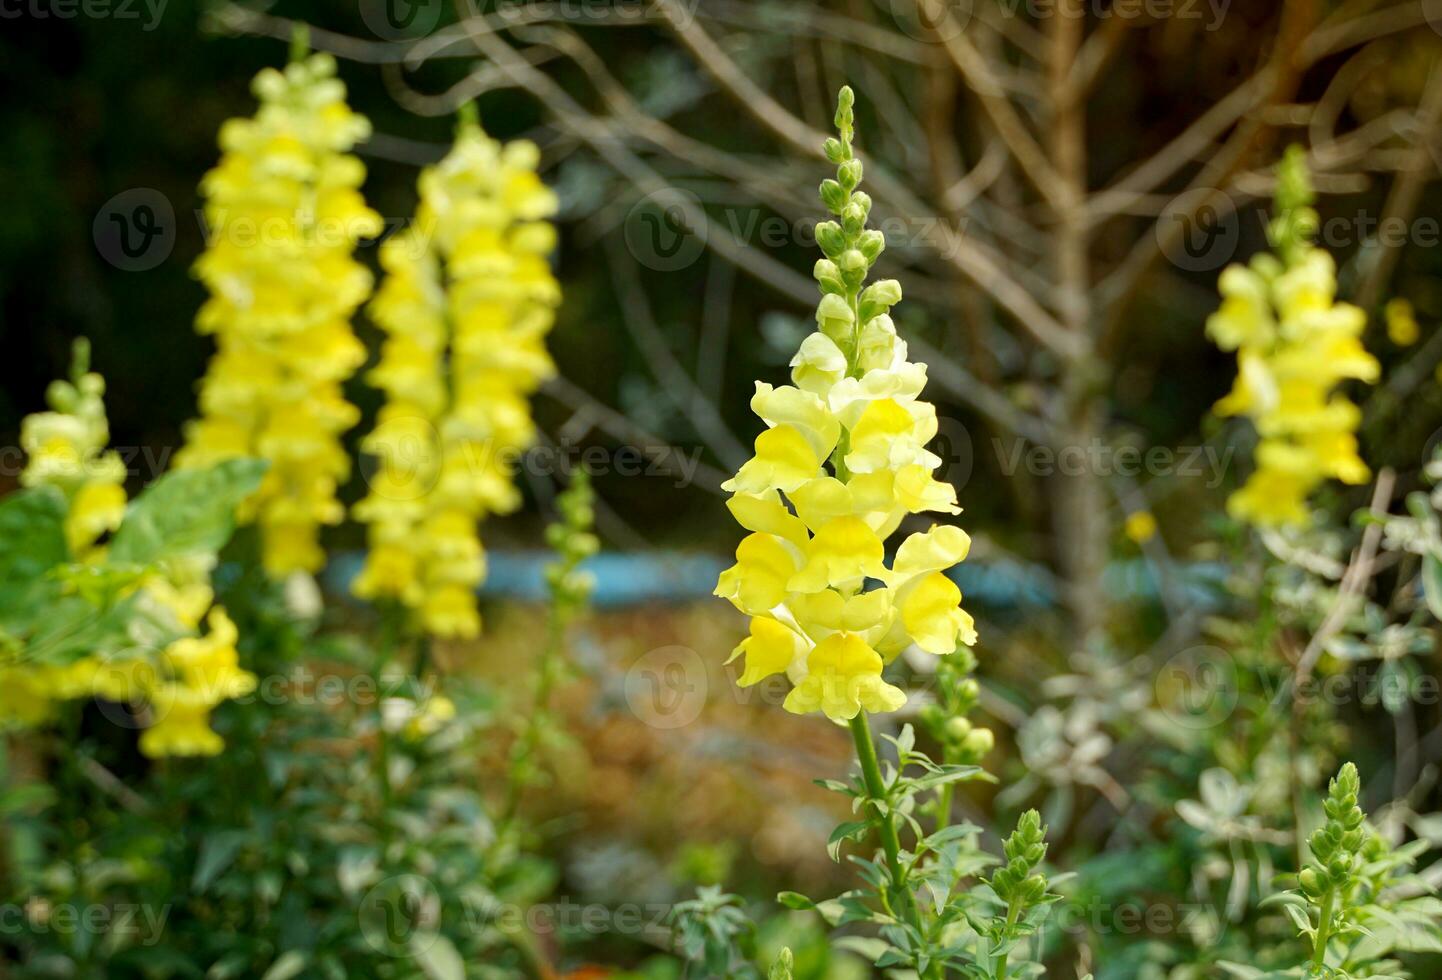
[[1207, 156, 1378, 529], [138, 608, 256, 758], [1386, 297, 1420, 347], [176, 53, 381, 577], [20, 346, 127, 559], [8, 354, 256, 757], [353, 111, 560, 638], [1124, 510, 1158, 544]]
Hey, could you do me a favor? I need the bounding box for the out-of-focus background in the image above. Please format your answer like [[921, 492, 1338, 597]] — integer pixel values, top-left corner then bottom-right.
[[7, 1, 1442, 977]]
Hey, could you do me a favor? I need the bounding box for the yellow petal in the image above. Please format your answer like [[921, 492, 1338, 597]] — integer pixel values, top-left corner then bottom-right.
[[782, 632, 904, 721], [723, 425, 822, 494], [788, 517, 886, 593], [729, 616, 807, 687], [726, 491, 808, 546], [891, 524, 971, 583], [790, 332, 848, 394], [750, 383, 841, 462], [787, 477, 854, 533], [844, 398, 938, 474], [900, 572, 976, 654], [715, 533, 799, 614]]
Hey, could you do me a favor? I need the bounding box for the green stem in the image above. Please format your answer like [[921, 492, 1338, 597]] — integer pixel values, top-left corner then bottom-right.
[[849, 713, 939, 978], [289, 23, 310, 63], [501, 606, 565, 830], [935, 743, 958, 835], [1312, 888, 1334, 970], [374, 608, 401, 853], [995, 901, 1020, 980]]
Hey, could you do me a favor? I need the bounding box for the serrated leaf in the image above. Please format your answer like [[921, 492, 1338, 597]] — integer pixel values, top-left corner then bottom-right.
[[109, 459, 266, 566]]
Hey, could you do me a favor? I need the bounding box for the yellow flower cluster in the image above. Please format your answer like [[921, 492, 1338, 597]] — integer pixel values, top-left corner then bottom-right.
[[140, 607, 256, 758], [1207, 155, 1378, 527], [5, 357, 256, 756], [19, 342, 127, 558], [715, 90, 975, 723], [177, 53, 381, 577], [352, 113, 560, 638]]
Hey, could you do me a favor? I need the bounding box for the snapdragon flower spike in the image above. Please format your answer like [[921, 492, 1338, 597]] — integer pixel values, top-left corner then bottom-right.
[[4, 353, 256, 755], [1207, 147, 1378, 527], [544, 470, 599, 623], [1298, 762, 1366, 904], [20, 339, 128, 557], [989, 809, 1051, 912], [715, 87, 975, 723], [177, 52, 382, 576], [352, 107, 561, 638]]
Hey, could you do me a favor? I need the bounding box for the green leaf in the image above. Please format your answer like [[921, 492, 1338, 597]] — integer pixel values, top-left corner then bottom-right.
[[827, 820, 871, 861], [910, 764, 988, 792], [19, 592, 178, 669], [1282, 902, 1313, 937], [412, 934, 465, 980], [109, 459, 266, 566], [193, 830, 249, 894], [0, 487, 68, 621], [832, 937, 890, 961], [1421, 552, 1442, 620], [775, 891, 815, 911], [260, 951, 309, 980]]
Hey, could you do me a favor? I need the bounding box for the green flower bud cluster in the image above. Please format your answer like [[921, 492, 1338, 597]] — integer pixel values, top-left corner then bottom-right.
[[920, 649, 993, 765], [811, 86, 902, 375], [1300, 762, 1366, 902], [544, 470, 598, 621], [1269, 144, 1319, 267], [990, 809, 1051, 911], [768, 947, 794, 980]]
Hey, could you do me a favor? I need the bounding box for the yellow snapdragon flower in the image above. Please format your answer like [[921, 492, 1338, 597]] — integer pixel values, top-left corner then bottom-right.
[[353, 110, 560, 638], [1208, 149, 1378, 527], [715, 89, 974, 723], [20, 341, 127, 558], [7, 355, 257, 756], [9, 346, 133, 728], [140, 608, 256, 758], [176, 53, 381, 576]]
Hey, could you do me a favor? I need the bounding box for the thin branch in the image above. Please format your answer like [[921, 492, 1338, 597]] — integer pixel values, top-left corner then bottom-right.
[[542, 375, 730, 494], [604, 248, 749, 470], [1353, 63, 1442, 311]]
